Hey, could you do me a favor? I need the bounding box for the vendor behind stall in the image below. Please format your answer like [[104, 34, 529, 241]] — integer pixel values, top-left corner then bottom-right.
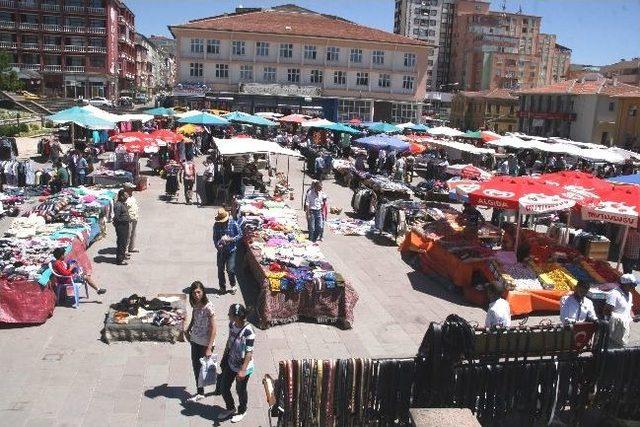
[[461, 202, 485, 228], [52, 247, 106, 295]]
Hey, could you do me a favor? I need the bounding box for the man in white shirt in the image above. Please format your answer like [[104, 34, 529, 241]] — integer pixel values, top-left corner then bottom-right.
[[124, 183, 139, 255], [304, 180, 327, 243], [485, 283, 511, 328], [605, 273, 638, 348], [560, 281, 597, 325]]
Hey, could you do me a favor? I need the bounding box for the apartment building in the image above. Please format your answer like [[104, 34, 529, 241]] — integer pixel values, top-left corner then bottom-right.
[[517, 74, 640, 144], [135, 32, 174, 95], [450, 88, 518, 132], [449, 0, 570, 91], [169, 5, 432, 123], [393, 0, 456, 92], [0, 0, 135, 98], [613, 92, 640, 148], [601, 58, 640, 86]]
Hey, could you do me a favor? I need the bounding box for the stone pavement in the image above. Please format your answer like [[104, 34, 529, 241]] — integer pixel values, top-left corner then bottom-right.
[[0, 152, 638, 426]]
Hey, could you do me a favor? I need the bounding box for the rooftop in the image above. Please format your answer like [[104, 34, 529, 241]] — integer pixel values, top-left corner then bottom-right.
[[519, 75, 640, 96], [459, 88, 518, 100], [169, 4, 430, 47]]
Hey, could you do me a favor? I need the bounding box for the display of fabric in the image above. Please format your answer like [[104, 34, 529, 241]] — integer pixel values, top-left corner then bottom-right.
[[326, 217, 374, 236], [236, 195, 358, 329]]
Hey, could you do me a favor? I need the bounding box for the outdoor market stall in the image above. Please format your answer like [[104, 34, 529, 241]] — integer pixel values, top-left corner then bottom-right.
[[235, 196, 359, 329], [0, 187, 117, 324]]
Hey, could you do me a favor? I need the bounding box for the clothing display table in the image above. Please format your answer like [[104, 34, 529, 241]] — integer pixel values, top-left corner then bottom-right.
[[103, 294, 187, 344], [236, 196, 359, 329]]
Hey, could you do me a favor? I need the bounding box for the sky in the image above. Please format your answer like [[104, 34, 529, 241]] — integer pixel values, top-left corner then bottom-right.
[[125, 0, 640, 65]]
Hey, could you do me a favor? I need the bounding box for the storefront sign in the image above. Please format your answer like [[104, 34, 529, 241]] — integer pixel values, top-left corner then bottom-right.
[[240, 83, 321, 97], [581, 209, 638, 227], [518, 111, 576, 121]]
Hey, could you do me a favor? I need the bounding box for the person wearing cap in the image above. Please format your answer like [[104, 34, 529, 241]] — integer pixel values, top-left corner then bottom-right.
[[485, 283, 511, 328], [217, 303, 255, 423], [560, 280, 597, 325], [604, 273, 639, 347], [304, 180, 328, 242], [123, 183, 139, 255], [213, 208, 243, 294]]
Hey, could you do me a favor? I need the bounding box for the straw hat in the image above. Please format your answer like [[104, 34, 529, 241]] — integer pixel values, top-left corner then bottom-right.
[[215, 208, 229, 223]]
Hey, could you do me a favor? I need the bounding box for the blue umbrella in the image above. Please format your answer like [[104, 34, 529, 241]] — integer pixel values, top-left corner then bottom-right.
[[367, 122, 401, 134], [609, 174, 640, 185], [354, 134, 410, 152], [317, 122, 362, 135], [177, 112, 229, 126], [47, 106, 115, 129], [223, 111, 277, 126], [408, 123, 429, 132], [144, 107, 176, 116]]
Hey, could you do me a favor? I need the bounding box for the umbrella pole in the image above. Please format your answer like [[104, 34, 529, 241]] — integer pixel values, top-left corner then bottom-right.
[[562, 209, 572, 245], [287, 156, 290, 187], [514, 210, 522, 253], [617, 225, 629, 271]]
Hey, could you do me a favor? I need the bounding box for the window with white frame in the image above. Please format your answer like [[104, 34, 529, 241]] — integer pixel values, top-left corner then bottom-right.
[[287, 68, 300, 83], [263, 66, 276, 82], [404, 53, 416, 67], [280, 43, 293, 58], [372, 50, 384, 65], [232, 40, 245, 56], [256, 41, 269, 57], [333, 70, 346, 85], [304, 45, 317, 60], [206, 39, 219, 54], [190, 38, 203, 53], [378, 73, 391, 88], [391, 103, 418, 123], [310, 69, 323, 84], [189, 62, 202, 77], [350, 48, 362, 63], [327, 46, 340, 62], [337, 99, 372, 122], [356, 72, 369, 86], [215, 64, 229, 79], [239, 65, 253, 81], [402, 75, 415, 90]]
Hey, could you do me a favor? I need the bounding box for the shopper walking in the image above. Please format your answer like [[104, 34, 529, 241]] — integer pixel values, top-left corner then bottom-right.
[[113, 189, 131, 265], [182, 160, 197, 205], [75, 153, 89, 185], [213, 208, 243, 294], [304, 180, 328, 242], [184, 281, 217, 403], [123, 183, 139, 254], [217, 303, 255, 423]]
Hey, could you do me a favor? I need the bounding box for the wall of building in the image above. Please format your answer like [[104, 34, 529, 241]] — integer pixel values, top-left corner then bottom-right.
[[570, 94, 598, 143], [615, 97, 640, 147]]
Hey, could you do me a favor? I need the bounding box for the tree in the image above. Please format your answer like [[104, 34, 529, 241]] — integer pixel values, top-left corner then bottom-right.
[[0, 51, 23, 92]]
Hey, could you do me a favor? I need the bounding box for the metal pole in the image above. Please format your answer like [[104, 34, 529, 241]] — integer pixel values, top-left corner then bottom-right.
[[301, 157, 306, 209], [617, 225, 629, 271], [514, 210, 522, 252], [562, 210, 572, 245]]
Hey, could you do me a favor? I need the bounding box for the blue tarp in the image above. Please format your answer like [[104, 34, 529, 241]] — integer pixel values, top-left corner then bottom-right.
[[223, 111, 277, 126], [317, 122, 363, 135], [177, 112, 229, 126], [609, 174, 640, 185], [354, 134, 410, 152], [366, 122, 401, 134], [144, 107, 176, 116]]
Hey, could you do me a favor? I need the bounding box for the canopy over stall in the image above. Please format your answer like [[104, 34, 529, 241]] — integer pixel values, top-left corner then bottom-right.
[[481, 130, 501, 142], [47, 106, 115, 129], [279, 114, 310, 124], [316, 122, 362, 135], [214, 137, 302, 157], [177, 112, 229, 126], [428, 126, 466, 137], [150, 129, 184, 143], [144, 107, 176, 117], [301, 118, 335, 128], [353, 134, 410, 152], [366, 122, 402, 134], [463, 130, 482, 139], [609, 174, 640, 185], [223, 111, 277, 126]]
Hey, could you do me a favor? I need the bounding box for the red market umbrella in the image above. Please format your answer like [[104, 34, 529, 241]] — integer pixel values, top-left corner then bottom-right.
[[109, 131, 152, 144], [541, 171, 617, 208], [461, 165, 492, 180], [122, 140, 158, 154], [150, 129, 184, 143], [279, 114, 310, 124], [409, 142, 426, 155], [468, 176, 575, 214], [581, 184, 640, 227], [481, 130, 501, 142]]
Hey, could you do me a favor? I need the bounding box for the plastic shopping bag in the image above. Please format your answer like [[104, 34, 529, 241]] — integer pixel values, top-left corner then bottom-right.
[[197, 355, 218, 388]]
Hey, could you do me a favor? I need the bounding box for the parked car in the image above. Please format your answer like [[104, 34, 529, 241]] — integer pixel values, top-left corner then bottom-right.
[[117, 96, 134, 109], [88, 97, 112, 107]]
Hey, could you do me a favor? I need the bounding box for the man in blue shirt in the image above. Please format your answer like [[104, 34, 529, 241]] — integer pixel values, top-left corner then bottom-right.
[[213, 208, 243, 294]]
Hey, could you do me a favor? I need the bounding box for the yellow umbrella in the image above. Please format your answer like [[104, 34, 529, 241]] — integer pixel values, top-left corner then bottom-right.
[[177, 124, 202, 135]]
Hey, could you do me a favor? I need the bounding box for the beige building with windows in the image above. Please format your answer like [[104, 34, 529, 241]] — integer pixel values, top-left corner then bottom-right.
[[168, 5, 432, 123]]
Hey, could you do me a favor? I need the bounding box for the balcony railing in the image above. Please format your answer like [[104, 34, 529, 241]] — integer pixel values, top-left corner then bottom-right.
[[18, 22, 39, 30], [18, 0, 38, 8], [43, 44, 61, 51], [87, 27, 106, 34], [0, 0, 16, 7], [22, 64, 42, 71], [64, 45, 85, 53], [87, 46, 106, 53], [64, 5, 85, 13], [66, 65, 85, 73], [63, 25, 85, 33], [87, 6, 105, 14], [0, 41, 16, 49], [21, 42, 39, 50], [0, 21, 15, 29], [43, 64, 62, 72], [42, 24, 62, 32], [41, 3, 61, 11]]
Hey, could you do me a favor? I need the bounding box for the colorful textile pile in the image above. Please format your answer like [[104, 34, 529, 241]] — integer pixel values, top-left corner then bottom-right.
[[326, 218, 374, 236]]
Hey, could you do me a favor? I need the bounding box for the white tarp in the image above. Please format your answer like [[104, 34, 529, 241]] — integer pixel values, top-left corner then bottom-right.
[[425, 138, 495, 155], [176, 110, 202, 119], [428, 126, 466, 137], [396, 122, 416, 129], [82, 105, 153, 123], [487, 135, 535, 149], [119, 113, 154, 122], [214, 138, 302, 157], [300, 118, 334, 127]]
